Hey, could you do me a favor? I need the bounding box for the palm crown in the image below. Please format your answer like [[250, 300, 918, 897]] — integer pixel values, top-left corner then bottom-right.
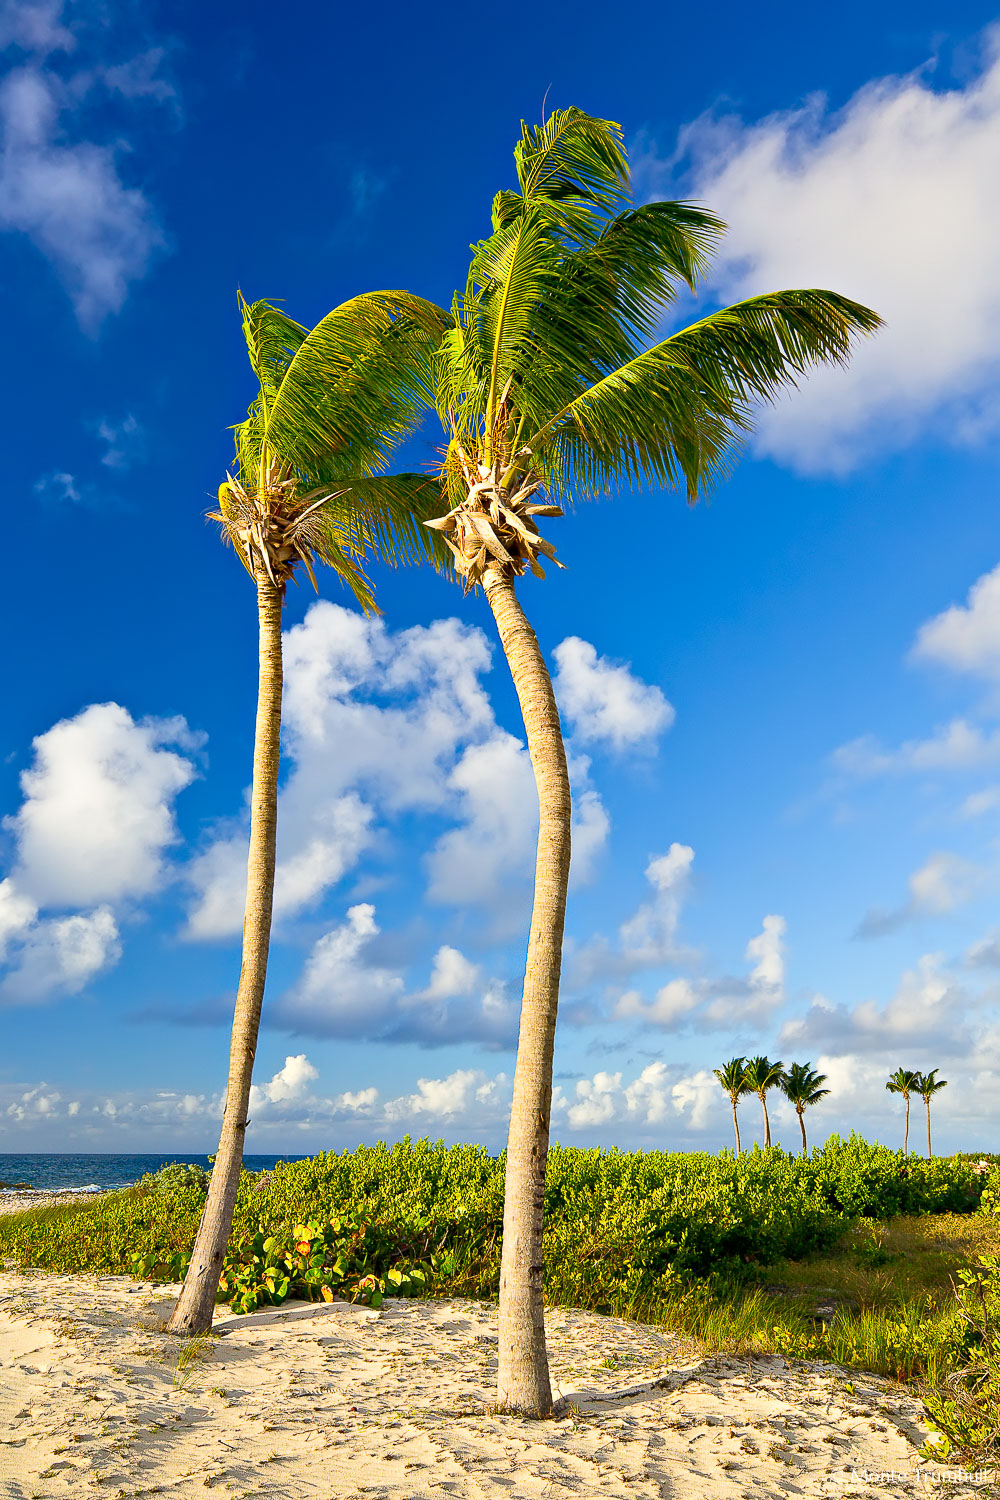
[[216, 292, 450, 608], [714, 1057, 751, 1101], [914, 1069, 948, 1103], [886, 1068, 920, 1100], [781, 1062, 831, 1110], [425, 107, 881, 587]]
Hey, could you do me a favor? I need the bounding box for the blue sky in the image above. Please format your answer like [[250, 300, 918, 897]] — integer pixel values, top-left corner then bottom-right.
[[3, 0, 1000, 1154]]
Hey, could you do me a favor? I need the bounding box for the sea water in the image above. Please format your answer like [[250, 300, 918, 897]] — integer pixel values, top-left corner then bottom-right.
[[0, 1154, 309, 1193]]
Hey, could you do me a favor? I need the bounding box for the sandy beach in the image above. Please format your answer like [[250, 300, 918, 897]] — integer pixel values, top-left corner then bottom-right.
[[0, 1265, 995, 1500]]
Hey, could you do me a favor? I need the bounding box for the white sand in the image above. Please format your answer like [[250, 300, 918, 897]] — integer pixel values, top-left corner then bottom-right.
[[0, 1269, 995, 1498]]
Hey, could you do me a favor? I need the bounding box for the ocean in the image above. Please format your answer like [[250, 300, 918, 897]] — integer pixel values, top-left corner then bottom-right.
[[0, 1154, 310, 1193]]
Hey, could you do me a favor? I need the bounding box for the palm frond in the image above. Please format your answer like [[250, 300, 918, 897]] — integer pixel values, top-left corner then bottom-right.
[[265, 291, 450, 479], [524, 289, 883, 498], [320, 474, 453, 575], [239, 293, 309, 422], [514, 107, 628, 216]]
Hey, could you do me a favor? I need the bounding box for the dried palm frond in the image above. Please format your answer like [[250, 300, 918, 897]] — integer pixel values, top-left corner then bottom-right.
[[424, 460, 565, 592]]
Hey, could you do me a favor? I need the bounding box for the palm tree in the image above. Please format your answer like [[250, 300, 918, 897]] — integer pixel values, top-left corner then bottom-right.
[[411, 108, 880, 1415], [885, 1067, 920, 1155], [168, 291, 448, 1337], [914, 1069, 948, 1158], [744, 1056, 785, 1147], [714, 1057, 751, 1153], [779, 1061, 830, 1155]]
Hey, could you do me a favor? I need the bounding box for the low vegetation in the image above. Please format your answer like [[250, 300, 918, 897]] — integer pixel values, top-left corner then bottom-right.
[[0, 1134, 997, 1463]]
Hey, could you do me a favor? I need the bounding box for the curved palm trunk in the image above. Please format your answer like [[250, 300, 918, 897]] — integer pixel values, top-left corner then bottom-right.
[[169, 571, 283, 1336], [903, 1096, 910, 1156], [731, 1099, 742, 1155], [797, 1107, 808, 1156], [484, 571, 572, 1418], [760, 1094, 771, 1148], [926, 1100, 932, 1159]]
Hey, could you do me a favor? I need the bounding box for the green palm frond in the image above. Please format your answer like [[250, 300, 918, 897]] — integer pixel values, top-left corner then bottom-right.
[[320, 474, 453, 573], [264, 291, 451, 483], [886, 1068, 920, 1097], [239, 292, 309, 421], [714, 1057, 751, 1098], [914, 1068, 948, 1101], [515, 107, 628, 215], [524, 289, 883, 499], [744, 1056, 784, 1095], [780, 1062, 830, 1109]]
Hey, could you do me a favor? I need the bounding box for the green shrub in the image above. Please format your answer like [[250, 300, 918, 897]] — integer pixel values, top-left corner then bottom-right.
[[145, 1162, 211, 1196], [809, 1134, 983, 1217]]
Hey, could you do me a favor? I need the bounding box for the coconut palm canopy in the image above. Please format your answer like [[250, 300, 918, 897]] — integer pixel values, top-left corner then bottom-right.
[[216, 292, 450, 608], [425, 107, 881, 581]]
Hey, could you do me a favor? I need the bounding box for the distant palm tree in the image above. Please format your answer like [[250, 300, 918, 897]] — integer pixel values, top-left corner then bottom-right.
[[744, 1056, 784, 1147], [714, 1057, 751, 1154], [914, 1069, 948, 1158], [167, 291, 448, 1338], [885, 1068, 920, 1155], [779, 1062, 830, 1155]]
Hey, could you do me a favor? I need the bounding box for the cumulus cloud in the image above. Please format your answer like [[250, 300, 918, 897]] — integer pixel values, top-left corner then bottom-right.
[[616, 912, 786, 1032], [640, 31, 1000, 470], [0, 702, 198, 1006], [567, 843, 695, 992], [912, 560, 1000, 685], [187, 603, 611, 940], [0, 904, 119, 1005], [552, 637, 674, 751], [0, 2, 173, 328], [781, 951, 967, 1054], [558, 1061, 718, 1135], [833, 720, 1000, 778], [8, 702, 198, 908], [268, 903, 518, 1050], [856, 851, 982, 938]]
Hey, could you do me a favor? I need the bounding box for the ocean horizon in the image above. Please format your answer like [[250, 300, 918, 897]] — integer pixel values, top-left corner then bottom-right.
[[0, 1153, 311, 1193]]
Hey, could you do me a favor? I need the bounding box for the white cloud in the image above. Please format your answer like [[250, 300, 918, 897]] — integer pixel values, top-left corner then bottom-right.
[[0, 1, 73, 54], [0, 905, 119, 1005], [559, 1062, 717, 1135], [646, 31, 1000, 470], [912, 560, 1000, 684], [0, 702, 197, 1005], [9, 702, 198, 908], [188, 604, 611, 939], [33, 469, 80, 503], [422, 945, 481, 1000], [620, 844, 695, 963], [552, 637, 674, 751], [97, 412, 143, 469], [833, 719, 1000, 777], [267, 904, 518, 1050], [856, 851, 982, 938], [615, 912, 786, 1032], [0, 64, 163, 329], [782, 951, 965, 1053], [248, 1054, 318, 1111], [746, 913, 786, 990]]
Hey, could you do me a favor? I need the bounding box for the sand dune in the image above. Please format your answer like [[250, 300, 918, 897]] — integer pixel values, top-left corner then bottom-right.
[[0, 1269, 993, 1498]]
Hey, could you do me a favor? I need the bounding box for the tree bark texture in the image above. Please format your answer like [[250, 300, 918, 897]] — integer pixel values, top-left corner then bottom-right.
[[485, 571, 572, 1418], [169, 571, 283, 1335], [731, 1101, 742, 1155]]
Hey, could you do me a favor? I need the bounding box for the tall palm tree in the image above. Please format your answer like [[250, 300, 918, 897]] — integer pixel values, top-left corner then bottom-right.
[[779, 1061, 830, 1155], [714, 1057, 751, 1153], [744, 1056, 784, 1147], [914, 1069, 948, 1158], [885, 1067, 920, 1156], [413, 106, 880, 1415], [168, 291, 448, 1337]]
